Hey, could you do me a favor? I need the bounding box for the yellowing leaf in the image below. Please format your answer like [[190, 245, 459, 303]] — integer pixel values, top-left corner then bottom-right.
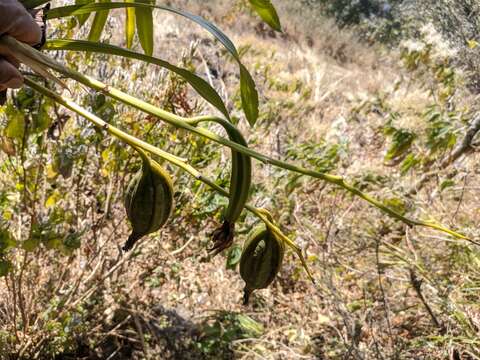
[[46, 163, 59, 179], [0, 137, 15, 155], [317, 314, 331, 325], [125, 0, 136, 49], [5, 113, 25, 139], [101, 148, 112, 161], [3, 210, 12, 221], [467, 39, 478, 49], [45, 190, 61, 208], [135, 0, 154, 56]]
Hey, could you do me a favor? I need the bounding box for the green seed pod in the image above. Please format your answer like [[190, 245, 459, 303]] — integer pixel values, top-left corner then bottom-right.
[[240, 225, 284, 304], [123, 153, 174, 251]]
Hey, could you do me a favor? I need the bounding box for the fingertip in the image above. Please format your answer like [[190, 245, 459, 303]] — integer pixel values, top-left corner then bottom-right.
[[0, 58, 23, 90], [5, 6, 43, 46], [15, 18, 42, 46]]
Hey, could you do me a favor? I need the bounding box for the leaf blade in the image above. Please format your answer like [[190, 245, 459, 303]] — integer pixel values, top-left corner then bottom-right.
[[125, 0, 136, 49], [135, 0, 154, 56], [75, 0, 94, 27], [248, 0, 282, 32], [87, 0, 110, 43], [240, 65, 259, 127], [47, 2, 259, 126], [45, 39, 230, 119]]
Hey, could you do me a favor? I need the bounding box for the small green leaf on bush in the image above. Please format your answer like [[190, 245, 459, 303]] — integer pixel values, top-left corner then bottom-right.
[[0, 229, 16, 253], [226, 245, 242, 270], [14, 87, 36, 111], [5, 111, 25, 139], [440, 179, 455, 192], [0, 259, 13, 277], [63, 232, 82, 251], [88, 0, 110, 42], [135, 0, 154, 56], [248, 0, 282, 32], [44, 237, 62, 250], [32, 101, 53, 133], [385, 128, 415, 161], [400, 153, 419, 175], [236, 314, 264, 338], [53, 150, 74, 179], [22, 238, 40, 252]]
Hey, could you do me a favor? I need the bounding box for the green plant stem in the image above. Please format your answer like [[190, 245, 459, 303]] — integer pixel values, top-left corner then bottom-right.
[[5, 35, 472, 243], [24, 78, 315, 281]]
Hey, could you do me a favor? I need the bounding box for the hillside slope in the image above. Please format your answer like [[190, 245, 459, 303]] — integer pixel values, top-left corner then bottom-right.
[[1, 1, 480, 359]]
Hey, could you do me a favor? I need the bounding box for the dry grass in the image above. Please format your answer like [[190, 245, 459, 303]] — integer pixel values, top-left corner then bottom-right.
[[2, 1, 480, 359]]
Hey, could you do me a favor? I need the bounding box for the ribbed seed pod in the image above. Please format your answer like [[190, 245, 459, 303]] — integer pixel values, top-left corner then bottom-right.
[[240, 225, 284, 304], [123, 153, 174, 251]]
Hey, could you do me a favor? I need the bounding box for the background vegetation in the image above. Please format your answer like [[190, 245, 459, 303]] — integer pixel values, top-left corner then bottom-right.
[[1, 0, 480, 358]]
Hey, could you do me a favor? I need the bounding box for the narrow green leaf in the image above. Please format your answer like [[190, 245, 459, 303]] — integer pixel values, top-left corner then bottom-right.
[[75, 0, 94, 27], [47, 3, 239, 56], [0, 259, 13, 277], [47, 2, 260, 126], [135, 0, 154, 56], [240, 65, 259, 126], [248, 0, 282, 32], [45, 39, 230, 119], [87, 0, 110, 42], [0, 229, 16, 253], [125, 0, 136, 49]]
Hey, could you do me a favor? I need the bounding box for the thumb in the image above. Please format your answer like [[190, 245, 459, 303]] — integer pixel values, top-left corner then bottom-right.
[[0, 0, 42, 45]]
